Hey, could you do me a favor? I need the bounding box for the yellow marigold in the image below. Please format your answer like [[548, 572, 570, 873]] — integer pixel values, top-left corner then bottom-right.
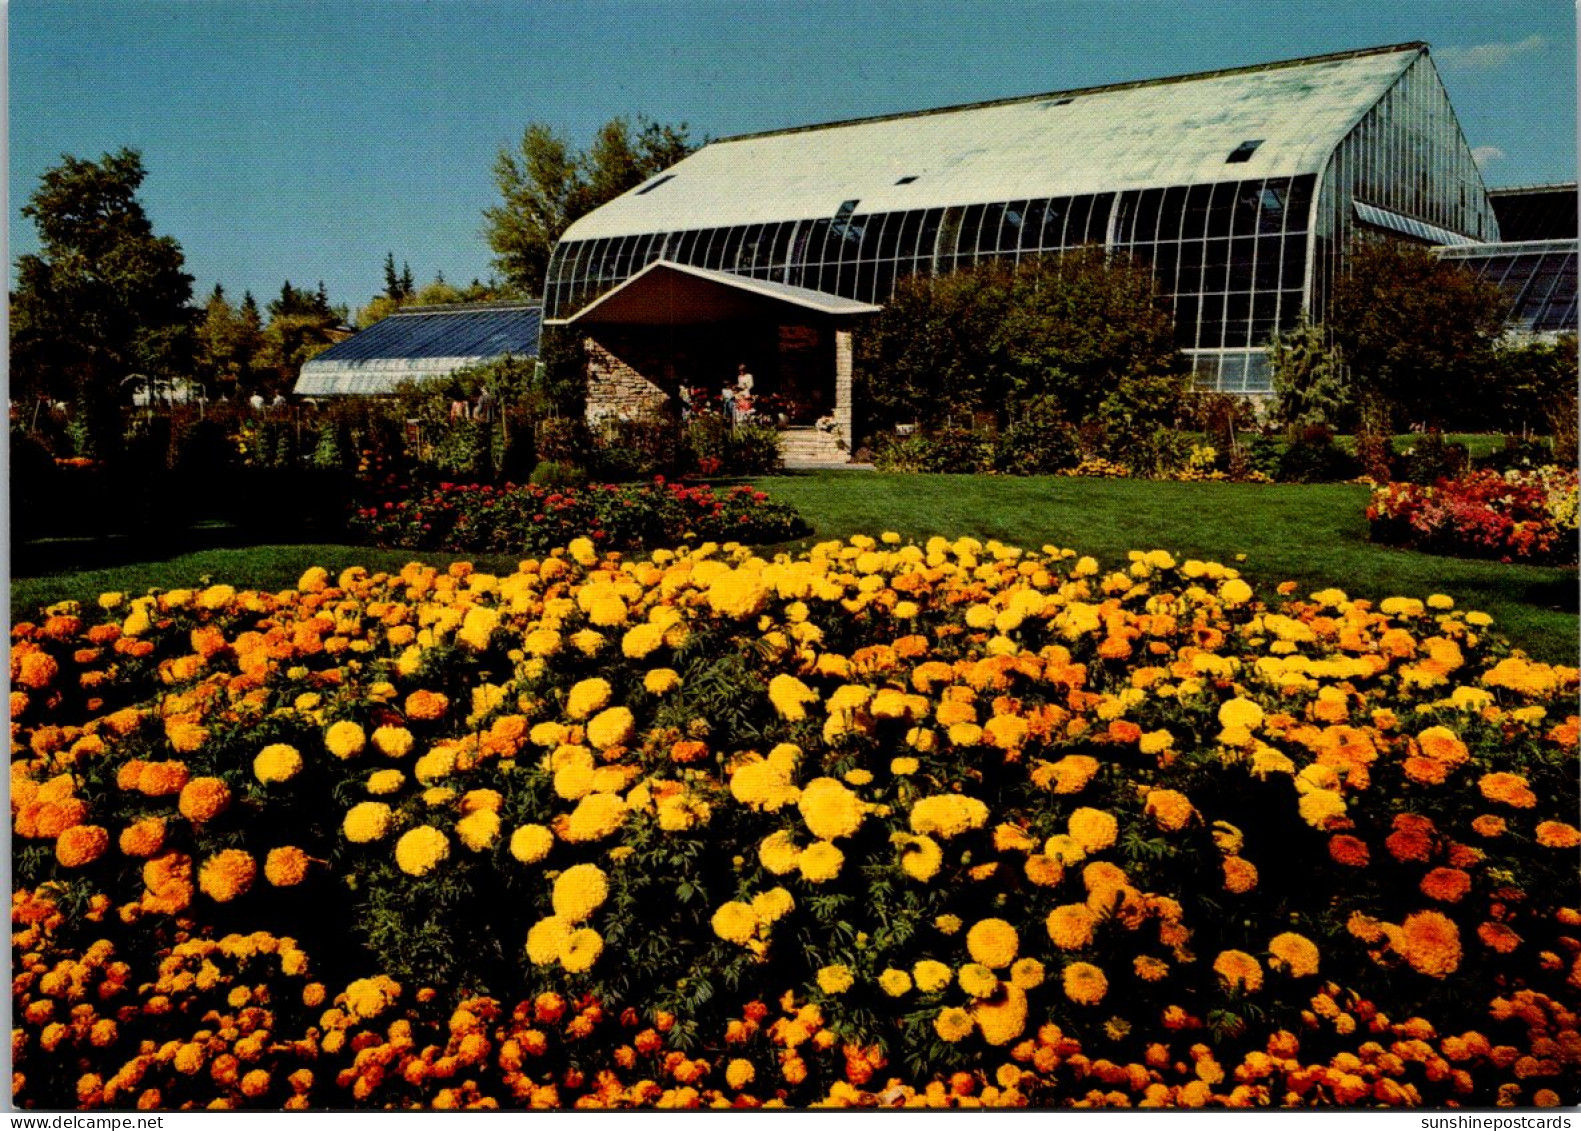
[[586, 706, 635, 751], [56, 824, 109, 868], [1042, 834, 1086, 865], [342, 975, 400, 1021], [560, 927, 603, 974], [405, 690, 449, 721], [712, 901, 758, 945], [264, 846, 310, 887], [1297, 790, 1347, 829], [1009, 957, 1045, 989], [567, 537, 598, 566], [706, 569, 769, 619], [343, 802, 393, 843], [725, 1058, 755, 1090], [510, 824, 554, 864], [910, 794, 989, 839], [456, 809, 502, 852], [1068, 807, 1118, 852], [644, 668, 680, 695], [935, 913, 963, 935], [118, 816, 167, 858], [1062, 962, 1108, 1006], [254, 744, 303, 784], [1134, 955, 1170, 982], [817, 964, 855, 995], [394, 826, 449, 877], [552, 863, 609, 922], [1144, 789, 1195, 832], [935, 1006, 975, 1043], [562, 792, 626, 842], [199, 850, 256, 902], [1416, 725, 1469, 767], [1219, 578, 1253, 604], [1042, 754, 1101, 794], [324, 721, 366, 759], [799, 777, 864, 840], [913, 959, 953, 994], [751, 886, 794, 925], [366, 769, 405, 796], [1398, 910, 1461, 978], [565, 678, 611, 720], [966, 918, 1019, 969], [1139, 730, 1174, 757], [1213, 949, 1264, 993], [178, 777, 232, 824], [371, 726, 414, 759], [973, 983, 1029, 1047], [898, 834, 943, 882], [526, 916, 572, 966], [1478, 772, 1537, 809], [1222, 856, 1259, 894], [1536, 821, 1581, 848], [890, 756, 919, 775], [759, 829, 801, 875], [524, 628, 561, 657], [768, 675, 818, 722], [1268, 932, 1320, 977], [621, 621, 663, 660], [797, 840, 844, 883], [1218, 698, 1265, 730], [1047, 904, 1097, 950], [958, 963, 999, 998], [878, 968, 912, 997]]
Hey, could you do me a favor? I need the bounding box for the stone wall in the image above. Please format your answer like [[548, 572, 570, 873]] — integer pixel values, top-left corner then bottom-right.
[[584, 332, 675, 423]]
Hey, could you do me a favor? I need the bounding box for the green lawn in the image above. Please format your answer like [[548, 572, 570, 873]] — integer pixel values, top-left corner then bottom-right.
[[11, 473, 1577, 664]]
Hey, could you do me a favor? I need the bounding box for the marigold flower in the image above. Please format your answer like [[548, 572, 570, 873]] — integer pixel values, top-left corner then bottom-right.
[[1420, 867, 1471, 903], [966, 918, 1019, 969], [1267, 932, 1320, 977], [371, 726, 415, 759], [1328, 834, 1370, 867], [768, 675, 818, 722], [958, 963, 998, 998], [343, 975, 401, 1020], [562, 792, 627, 842], [510, 824, 554, 864], [901, 959, 950, 997], [560, 927, 603, 974], [878, 968, 912, 997], [456, 809, 502, 852], [1222, 856, 1259, 894], [264, 846, 310, 887], [1415, 725, 1468, 767], [119, 817, 167, 858], [972, 984, 1029, 1046], [1297, 790, 1346, 830], [56, 824, 109, 868], [758, 830, 801, 875], [910, 794, 989, 839], [1144, 789, 1194, 832], [405, 690, 449, 721], [712, 901, 758, 945], [1068, 807, 1118, 852], [725, 1058, 755, 1090], [797, 840, 844, 883], [565, 678, 612, 720], [1476, 921, 1521, 954], [817, 964, 854, 995], [178, 777, 232, 823], [199, 850, 256, 902], [935, 1007, 974, 1043], [706, 569, 769, 619], [1478, 772, 1537, 809], [1536, 820, 1581, 848], [799, 777, 864, 840], [1398, 910, 1462, 977], [898, 834, 943, 882], [644, 668, 681, 695], [1062, 962, 1108, 1006], [1471, 814, 1506, 838], [324, 721, 366, 759], [526, 916, 573, 966], [586, 706, 635, 751], [394, 826, 450, 876], [242, 746, 300, 799], [1218, 698, 1265, 730], [1213, 949, 1264, 993], [552, 864, 609, 922], [343, 802, 393, 843], [1047, 904, 1097, 950]]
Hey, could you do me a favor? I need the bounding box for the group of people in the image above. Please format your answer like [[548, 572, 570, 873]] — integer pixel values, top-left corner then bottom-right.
[[679, 363, 756, 425]]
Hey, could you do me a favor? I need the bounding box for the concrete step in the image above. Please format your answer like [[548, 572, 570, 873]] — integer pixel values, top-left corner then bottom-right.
[[778, 427, 850, 467]]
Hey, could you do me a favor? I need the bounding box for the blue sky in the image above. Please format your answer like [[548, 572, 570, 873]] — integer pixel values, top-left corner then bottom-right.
[[9, 0, 1576, 314]]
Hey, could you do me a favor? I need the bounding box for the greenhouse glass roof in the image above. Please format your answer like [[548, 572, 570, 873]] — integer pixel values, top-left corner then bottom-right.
[[295, 303, 541, 396], [562, 44, 1425, 241]]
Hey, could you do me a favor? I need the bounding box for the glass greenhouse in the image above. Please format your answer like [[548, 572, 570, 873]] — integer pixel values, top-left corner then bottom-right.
[[548, 43, 1497, 402]]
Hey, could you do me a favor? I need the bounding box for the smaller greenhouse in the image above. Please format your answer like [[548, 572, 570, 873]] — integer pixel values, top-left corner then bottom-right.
[[294, 302, 542, 396]]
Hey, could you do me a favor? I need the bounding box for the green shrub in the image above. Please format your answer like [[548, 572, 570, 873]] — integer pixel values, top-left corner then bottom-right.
[[992, 397, 1079, 474], [1396, 432, 1469, 485], [1277, 431, 1361, 483], [528, 459, 588, 489]]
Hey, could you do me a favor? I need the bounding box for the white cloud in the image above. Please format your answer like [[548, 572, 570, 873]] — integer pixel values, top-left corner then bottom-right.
[[1471, 146, 1505, 168], [1436, 35, 1547, 70]]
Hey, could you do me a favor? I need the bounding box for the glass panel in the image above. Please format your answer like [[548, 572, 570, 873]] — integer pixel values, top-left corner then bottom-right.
[[1176, 240, 1205, 294], [997, 201, 1026, 252], [1040, 198, 1068, 248], [1112, 191, 1139, 245], [1134, 188, 1164, 245], [855, 260, 878, 304], [1150, 242, 1178, 290], [1205, 182, 1234, 239], [957, 204, 989, 259], [674, 229, 700, 264], [1254, 235, 1283, 290], [1087, 193, 1116, 243], [1201, 238, 1230, 293], [1285, 175, 1314, 232], [769, 222, 797, 274], [1198, 294, 1226, 347], [1251, 291, 1280, 342], [1282, 238, 1307, 291], [936, 207, 966, 268], [1232, 183, 1262, 237], [875, 212, 903, 260], [1182, 184, 1213, 240], [1279, 290, 1305, 331], [1174, 294, 1201, 341], [1020, 200, 1050, 252], [1158, 186, 1188, 242], [1067, 196, 1095, 245], [873, 260, 898, 302], [1257, 181, 1287, 234], [918, 209, 946, 267], [1228, 236, 1257, 291], [895, 210, 923, 260]]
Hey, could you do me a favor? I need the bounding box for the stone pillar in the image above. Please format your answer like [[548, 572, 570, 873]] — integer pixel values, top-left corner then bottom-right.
[[833, 326, 853, 437]]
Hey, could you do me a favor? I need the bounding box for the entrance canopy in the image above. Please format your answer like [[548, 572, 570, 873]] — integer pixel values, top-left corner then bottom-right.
[[546, 259, 880, 327]]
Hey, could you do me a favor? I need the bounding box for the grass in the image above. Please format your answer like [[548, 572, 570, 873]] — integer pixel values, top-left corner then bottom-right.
[[12, 472, 1577, 664]]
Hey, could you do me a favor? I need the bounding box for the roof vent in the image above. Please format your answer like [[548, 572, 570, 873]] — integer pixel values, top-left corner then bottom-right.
[[1226, 139, 1264, 164], [1038, 97, 1076, 108], [895, 175, 918, 185], [635, 174, 676, 196]]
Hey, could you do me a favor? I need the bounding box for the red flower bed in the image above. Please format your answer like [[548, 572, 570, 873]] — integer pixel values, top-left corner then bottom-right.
[[1368, 468, 1578, 565]]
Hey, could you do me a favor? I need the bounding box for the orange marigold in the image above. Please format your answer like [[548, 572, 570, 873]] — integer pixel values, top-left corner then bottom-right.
[[405, 690, 449, 721], [1328, 835, 1370, 867], [1476, 921, 1521, 954], [1419, 867, 1471, 904], [1062, 962, 1108, 1006], [1478, 772, 1536, 809], [1385, 814, 1436, 863], [1470, 815, 1506, 838], [1268, 933, 1320, 978], [1535, 821, 1580, 849], [198, 849, 257, 903], [1222, 856, 1258, 894], [1213, 949, 1264, 993], [1415, 726, 1469, 767], [1144, 789, 1195, 833], [1398, 910, 1461, 978], [178, 778, 232, 823], [56, 824, 109, 868], [264, 846, 311, 887], [137, 760, 190, 797]]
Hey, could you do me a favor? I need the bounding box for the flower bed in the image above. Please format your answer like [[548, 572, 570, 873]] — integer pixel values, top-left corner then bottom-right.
[[1368, 468, 1579, 565], [10, 537, 1580, 1110], [348, 478, 809, 554]]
